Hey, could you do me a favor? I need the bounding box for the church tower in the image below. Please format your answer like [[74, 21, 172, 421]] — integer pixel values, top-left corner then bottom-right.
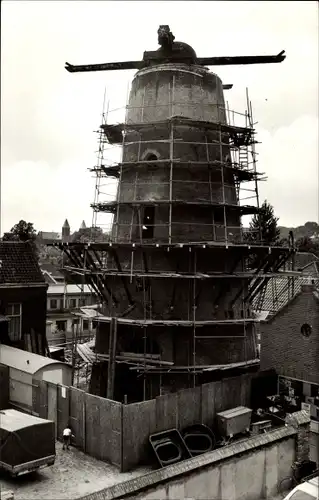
[[62, 219, 70, 242]]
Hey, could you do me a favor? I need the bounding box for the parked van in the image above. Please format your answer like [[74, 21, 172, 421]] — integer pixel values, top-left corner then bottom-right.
[[0, 409, 55, 477]]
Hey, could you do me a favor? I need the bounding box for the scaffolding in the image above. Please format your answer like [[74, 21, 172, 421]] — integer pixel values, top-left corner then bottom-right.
[[55, 88, 295, 401], [90, 95, 266, 246]]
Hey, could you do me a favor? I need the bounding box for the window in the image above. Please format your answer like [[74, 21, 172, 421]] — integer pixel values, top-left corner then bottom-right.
[[143, 151, 159, 162], [214, 208, 224, 225], [301, 323, 312, 338], [56, 320, 66, 332], [6, 303, 22, 342], [83, 320, 89, 331], [142, 206, 155, 239], [79, 297, 87, 307], [145, 153, 158, 162], [69, 298, 77, 309], [50, 299, 58, 309]]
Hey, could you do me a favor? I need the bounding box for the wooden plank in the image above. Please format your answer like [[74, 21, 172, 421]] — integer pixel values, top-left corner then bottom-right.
[[69, 387, 85, 450], [201, 381, 216, 426], [177, 386, 201, 430], [47, 383, 58, 438], [57, 385, 70, 441], [38, 380, 48, 419], [107, 318, 117, 400], [120, 352, 161, 360], [99, 397, 122, 467], [155, 392, 178, 432], [85, 393, 101, 459], [122, 399, 156, 472]]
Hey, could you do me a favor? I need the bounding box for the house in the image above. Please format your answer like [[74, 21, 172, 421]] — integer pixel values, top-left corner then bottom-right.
[[41, 262, 65, 284], [260, 282, 319, 464], [253, 252, 319, 354], [254, 251, 319, 315], [37, 231, 61, 244], [0, 242, 48, 355], [0, 344, 72, 413], [46, 283, 97, 345]]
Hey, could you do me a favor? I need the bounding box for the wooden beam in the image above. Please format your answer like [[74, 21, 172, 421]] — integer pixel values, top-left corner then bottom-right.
[[85, 250, 118, 305], [110, 248, 134, 305], [248, 251, 292, 302], [106, 318, 117, 400], [66, 248, 101, 299]]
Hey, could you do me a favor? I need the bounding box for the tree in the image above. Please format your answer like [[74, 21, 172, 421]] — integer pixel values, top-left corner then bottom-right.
[[295, 236, 319, 257], [71, 226, 111, 243], [246, 200, 280, 245], [3, 220, 37, 242]]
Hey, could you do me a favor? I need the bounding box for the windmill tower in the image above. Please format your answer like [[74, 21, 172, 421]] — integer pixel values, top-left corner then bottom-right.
[[61, 27, 293, 402]]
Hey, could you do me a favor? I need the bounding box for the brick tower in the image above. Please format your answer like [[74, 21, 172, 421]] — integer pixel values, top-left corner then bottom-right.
[[61, 27, 293, 402]]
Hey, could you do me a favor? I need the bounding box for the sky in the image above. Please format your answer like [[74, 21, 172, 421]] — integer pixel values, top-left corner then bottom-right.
[[1, 0, 318, 235]]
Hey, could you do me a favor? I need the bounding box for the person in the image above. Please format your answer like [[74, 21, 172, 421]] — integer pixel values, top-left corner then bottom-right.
[[62, 426, 73, 450]]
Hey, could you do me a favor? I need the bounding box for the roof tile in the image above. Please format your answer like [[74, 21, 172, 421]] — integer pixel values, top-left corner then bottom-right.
[[0, 241, 45, 285]]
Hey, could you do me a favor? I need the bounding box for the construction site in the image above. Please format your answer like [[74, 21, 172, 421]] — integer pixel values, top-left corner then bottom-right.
[[52, 26, 297, 404]]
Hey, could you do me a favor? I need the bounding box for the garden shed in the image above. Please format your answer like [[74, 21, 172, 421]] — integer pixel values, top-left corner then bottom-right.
[[0, 344, 72, 412]]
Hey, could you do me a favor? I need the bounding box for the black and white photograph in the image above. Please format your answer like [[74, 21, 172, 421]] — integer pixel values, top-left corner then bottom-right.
[[1, 2, 318, 499]]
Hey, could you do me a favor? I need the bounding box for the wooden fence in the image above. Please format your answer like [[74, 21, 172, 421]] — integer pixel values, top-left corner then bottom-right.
[[32, 381, 122, 468], [122, 373, 252, 471], [32, 373, 253, 472]]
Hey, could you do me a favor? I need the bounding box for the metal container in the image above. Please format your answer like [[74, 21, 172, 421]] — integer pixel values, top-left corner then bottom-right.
[[217, 406, 252, 438]]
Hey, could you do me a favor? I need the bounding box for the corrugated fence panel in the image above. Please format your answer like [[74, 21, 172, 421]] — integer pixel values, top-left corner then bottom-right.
[[177, 386, 202, 430], [155, 392, 178, 432], [99, 397, 122, 467], [57, 385, 70, 440], [122, 399, 156, 472], [201, 380, 216, 426], [69, 387, 86, 450], [85, 393, 101, 459]]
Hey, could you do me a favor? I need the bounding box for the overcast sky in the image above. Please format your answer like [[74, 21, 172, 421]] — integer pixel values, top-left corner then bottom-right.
[[1, 0, 318, 235]]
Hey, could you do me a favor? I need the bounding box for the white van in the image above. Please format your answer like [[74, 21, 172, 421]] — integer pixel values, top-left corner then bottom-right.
[[283, 476, 318, 500]]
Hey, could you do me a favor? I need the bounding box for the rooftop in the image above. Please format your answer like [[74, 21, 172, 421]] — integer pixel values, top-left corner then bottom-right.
[[0, 344, 69, 375], [38, 231, 61, 240], [0, 241, 46, 286], [290, 251, 319, 272], [0, 409, 52, 433], [254, 251, 319, 314], [47, 284, 93, 295]]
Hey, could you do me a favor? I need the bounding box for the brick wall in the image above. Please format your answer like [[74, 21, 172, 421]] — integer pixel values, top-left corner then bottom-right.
[[285, 410, 311, 464], [260, 286, 319, 384]]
